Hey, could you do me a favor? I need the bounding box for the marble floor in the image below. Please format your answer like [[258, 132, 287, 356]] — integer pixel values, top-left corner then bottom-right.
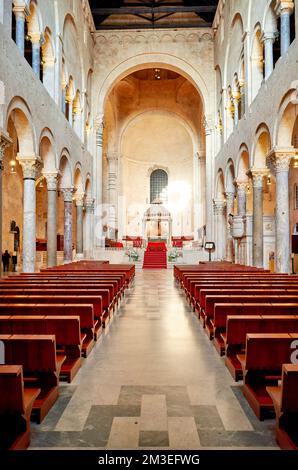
[[30, 270, 278, 450]]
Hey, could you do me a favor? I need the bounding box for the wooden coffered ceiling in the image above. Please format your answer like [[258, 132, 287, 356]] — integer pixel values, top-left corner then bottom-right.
[[89, 0, 219, 30]]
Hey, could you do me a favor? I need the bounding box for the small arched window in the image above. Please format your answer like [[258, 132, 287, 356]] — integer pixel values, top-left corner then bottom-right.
[[150, 169, 168, 203]]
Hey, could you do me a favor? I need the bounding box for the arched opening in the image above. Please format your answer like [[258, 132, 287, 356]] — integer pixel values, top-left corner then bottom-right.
[[102, 66, 204, 244], [251, 28, 265, 101], [150, 169, 168, 204], [58, 154, 73, 262], [41, 28, 55, 98]]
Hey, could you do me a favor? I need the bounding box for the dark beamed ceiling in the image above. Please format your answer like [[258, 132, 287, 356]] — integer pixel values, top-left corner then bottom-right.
[[89, 0, 219, 30]]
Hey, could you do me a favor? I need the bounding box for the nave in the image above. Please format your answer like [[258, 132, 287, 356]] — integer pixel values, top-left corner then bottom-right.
[[28, 270, 277, 450]]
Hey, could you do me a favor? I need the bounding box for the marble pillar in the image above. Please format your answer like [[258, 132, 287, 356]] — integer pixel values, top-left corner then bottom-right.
[[239, 80, 245, 117], [263, 32, 276, 79], [204, 118, 215, 240], [251, 168, 268, 268], [236, 181, 247, 217], [232, 93, 240, 127], [75, 193, 85, 259], [85, 198, 95, 259], [0, 132, 12, 275], [94, 115, 104, 248], [43, 172, 59, 267], [276, 1, 294, 55], [16, 155, 42, 273], [213, 199, 226, 260], [225, 192, 235, 262], [31, 33, 41, 77], [62, 188, 74, 263], [13, 6, 26, 55], [107, 154, 118, 240], [267, 149, 296, 273]]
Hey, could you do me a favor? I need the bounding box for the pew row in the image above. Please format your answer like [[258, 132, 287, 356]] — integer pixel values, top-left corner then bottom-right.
[[0, 365, 40, 450], [0, 315, 82, 382], [0, 334, 64, 423]]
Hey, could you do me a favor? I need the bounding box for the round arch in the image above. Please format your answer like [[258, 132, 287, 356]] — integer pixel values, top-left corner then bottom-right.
[[95, 53, 210, 116], [236, 144, 250, 181], [39, 128, 58, 171], [215, 169, 225, 199], [5, 97, 36, 155], [274, 89, 298, 147], [252, 124, 271, 167], [59, 150, 73, 188], [225, 159, 235, 192], [119, 109, 199, 156]]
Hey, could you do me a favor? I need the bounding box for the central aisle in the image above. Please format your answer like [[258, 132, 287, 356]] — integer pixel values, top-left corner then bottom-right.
[[31, 270, 277, 449]]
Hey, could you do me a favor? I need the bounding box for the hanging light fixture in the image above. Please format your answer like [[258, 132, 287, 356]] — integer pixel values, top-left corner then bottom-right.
[[9, 159, 16, 174]]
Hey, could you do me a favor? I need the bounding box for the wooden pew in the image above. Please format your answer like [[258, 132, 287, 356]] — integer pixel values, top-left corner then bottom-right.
[[0, 334, 65, 423], [0, 316, 82, 383], [0, 294, 102, 336], [0, 365, 40, 450], [209, 302, 298, 342], [267, 364, 298, 450], [0, 304, 95, 357], [237, 333, 298, 420], [223, 315, 298, 380], [0, 283, 112, 322], [204, 295, 298, 336]]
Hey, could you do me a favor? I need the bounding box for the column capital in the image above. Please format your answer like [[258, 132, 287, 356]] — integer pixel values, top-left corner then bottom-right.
[[235, 179, 248, 192], [213, 199, 226, 215], [94, 114, 104, 130], [275, 0, 294, 15], [42, 170, 60, 191], [74, 192, 85, 207], [266, 147, 296, 173], [12, 4, 29, 19], [62, 187, 75, 203], [0, 130, 13, 162], [85, 197, 95, 212], [261, 31, 278, 42], [225, 191, 235, 202], [203, 116, 215, 135], [107, 152, 118, 163], [16, 154, 42, 179], [29, 31, 42, 44], [250, 167, 270, 187]]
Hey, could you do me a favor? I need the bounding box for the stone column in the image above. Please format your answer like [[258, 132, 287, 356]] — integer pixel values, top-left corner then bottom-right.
[[43, 171, 59, 267], [213, 199, 226, 260], [75, 192, 84, 259], [107, 154, 118, 240], [85, 198, 95, 259], [94, 115, 104, 248], [62, 188, 75, 263], [236, 181, 247, 216], [13, 5, 26, 55], [267, 149, 295, 273], [16, 154, 42, 273], [251, 168, 268, 268], [30, 32, 41, 78], [0, 131, 12, 275], [262, 32, 276, 79], [225, 192, 235, 262], [276, 1, 295, 55], [239, 79, 245, 117], [232, 92, 240, 127], [204, 117, 215, 240]]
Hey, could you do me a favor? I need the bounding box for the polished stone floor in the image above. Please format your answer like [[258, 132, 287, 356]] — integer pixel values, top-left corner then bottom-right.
[[30, 270, 278, 449]]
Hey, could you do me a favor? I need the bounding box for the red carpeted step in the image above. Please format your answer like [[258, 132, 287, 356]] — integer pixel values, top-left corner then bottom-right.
[[143, 251, 167, 269]]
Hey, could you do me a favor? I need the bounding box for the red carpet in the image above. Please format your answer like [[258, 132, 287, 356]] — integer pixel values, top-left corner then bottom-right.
[[143, 251, 167, 269]]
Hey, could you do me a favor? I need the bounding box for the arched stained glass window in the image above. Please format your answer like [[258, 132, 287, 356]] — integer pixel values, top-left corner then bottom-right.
[[150, 169, 168, 203]]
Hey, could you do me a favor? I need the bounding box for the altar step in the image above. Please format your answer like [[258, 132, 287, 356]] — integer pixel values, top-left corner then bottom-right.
[[143, 251, 167, 269]]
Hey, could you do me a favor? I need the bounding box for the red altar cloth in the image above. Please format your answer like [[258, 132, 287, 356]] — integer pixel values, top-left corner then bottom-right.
[[147, 242, 167, 252]]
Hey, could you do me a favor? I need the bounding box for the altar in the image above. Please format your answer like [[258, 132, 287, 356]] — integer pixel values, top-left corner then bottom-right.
[[143, 203, 172, 245]]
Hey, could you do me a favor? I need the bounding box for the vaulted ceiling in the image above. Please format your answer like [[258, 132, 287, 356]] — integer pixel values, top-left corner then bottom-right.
[[89, 0, 219, 30]]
